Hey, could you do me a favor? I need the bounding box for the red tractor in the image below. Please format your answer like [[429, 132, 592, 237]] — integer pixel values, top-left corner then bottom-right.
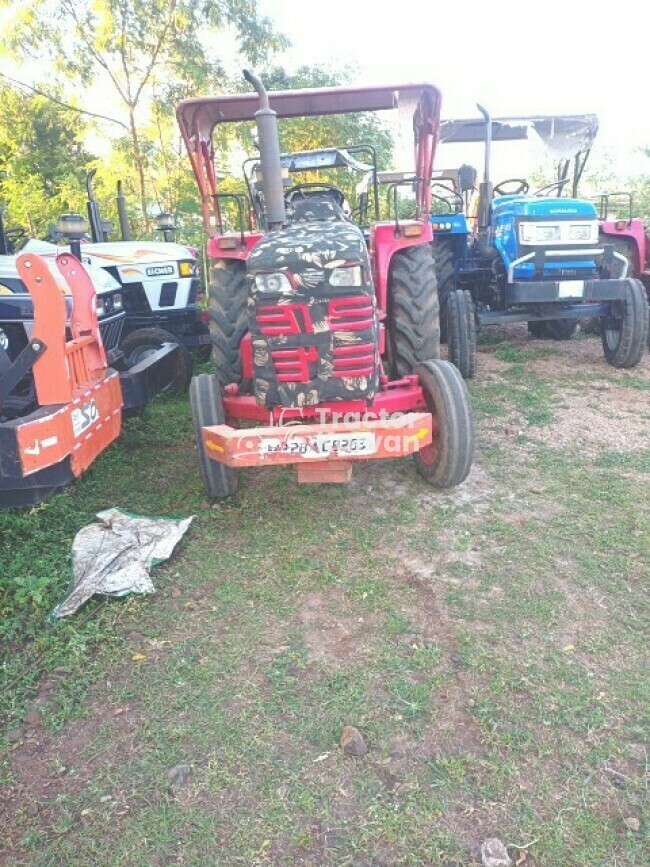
[[177, 72, 474, 497]]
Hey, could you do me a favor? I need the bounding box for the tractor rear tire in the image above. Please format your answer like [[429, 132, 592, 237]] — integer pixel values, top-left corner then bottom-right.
[[543, 319, 578, 341], [194, 321, 212, 363], [433, 240, 456, 343], [413, 359, 475, 488], [527, 321, 548, 339], [189, 373, 238, 499], [120, 327, 193, 392], [527, 319, 577, 340], [601, 279, 649, 368], [447, 289, 476, 379], [208, 259, 249, 387], [388, 244, 440, 379]]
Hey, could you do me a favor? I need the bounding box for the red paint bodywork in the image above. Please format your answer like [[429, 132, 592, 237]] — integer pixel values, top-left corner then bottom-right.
[[178, 81, 445, 478], [600, 218, 650, 287]]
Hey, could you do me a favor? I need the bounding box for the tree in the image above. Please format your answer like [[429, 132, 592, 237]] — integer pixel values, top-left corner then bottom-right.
[[0, 0, 286, 230], [0, 83, 92, 237]]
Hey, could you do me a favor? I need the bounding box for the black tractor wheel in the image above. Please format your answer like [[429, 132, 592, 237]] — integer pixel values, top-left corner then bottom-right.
[[601, 279, 649, 368], [387, 244, 440, 379], [433, 240, 456, 343], [194, 320, 212, 363], [189, 373, 238, 499], [208, 259, 249, 387], [447, 289, 476, 379], [527, 320, 548, 339], [120, 327, 193, 392], [543, 319, 578, 341], [413, 359, 475, 488]]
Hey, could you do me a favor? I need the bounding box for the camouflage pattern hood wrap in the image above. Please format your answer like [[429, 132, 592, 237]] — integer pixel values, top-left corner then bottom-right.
[[247, 221, 379, 408]]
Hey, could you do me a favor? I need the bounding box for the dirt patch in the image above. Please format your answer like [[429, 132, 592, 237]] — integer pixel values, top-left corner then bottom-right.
[[478, 326, 650, 458], [298, 589, 382, 666]]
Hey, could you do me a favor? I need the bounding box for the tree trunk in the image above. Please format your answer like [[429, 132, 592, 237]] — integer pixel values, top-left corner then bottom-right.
[[129, 108, 148, 232]]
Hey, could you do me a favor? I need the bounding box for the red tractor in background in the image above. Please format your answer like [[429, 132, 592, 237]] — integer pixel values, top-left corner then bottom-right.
[[177, 72, 475, 497], [597, 192, 650, 344]]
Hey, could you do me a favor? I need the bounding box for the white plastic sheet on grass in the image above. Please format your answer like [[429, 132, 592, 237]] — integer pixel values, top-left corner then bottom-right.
[[53, 509, 194, 618]]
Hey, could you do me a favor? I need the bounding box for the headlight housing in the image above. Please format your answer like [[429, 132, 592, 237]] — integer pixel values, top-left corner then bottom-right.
[[569, 223, 594, 241], [254, 272, 293, 294], [519, 220, 598, 246], [96, 297, 106, 317], [179, 260, 198, 277], [519, 222, 561, 244], [113, 292, 123, 310], [329, 265, 362, 287]]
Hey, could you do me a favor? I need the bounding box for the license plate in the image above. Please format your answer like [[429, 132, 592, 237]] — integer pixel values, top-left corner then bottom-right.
[[558, 280, 584, 298], [71, 399, 99, 437], [259, 431, 377, 459]]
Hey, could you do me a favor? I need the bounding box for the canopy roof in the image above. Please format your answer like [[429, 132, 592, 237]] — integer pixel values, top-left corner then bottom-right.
[[439, 114, 599, 160], [177, 83, 441, 142]]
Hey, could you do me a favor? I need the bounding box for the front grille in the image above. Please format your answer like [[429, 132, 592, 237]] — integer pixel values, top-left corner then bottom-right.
[[332, 342, 376, 378], [270, 346, 319, 382], [328, 297, 375, 331], [99, 314, 124, 352]]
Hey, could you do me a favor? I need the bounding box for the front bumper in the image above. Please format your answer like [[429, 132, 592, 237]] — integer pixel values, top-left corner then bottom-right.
[[119, 342, 183, 411], [203, 412, 433, 468], [505, 278, 628, 306]]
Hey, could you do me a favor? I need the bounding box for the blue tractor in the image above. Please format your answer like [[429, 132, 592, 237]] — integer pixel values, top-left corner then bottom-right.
[[430, 110, 649, 377]]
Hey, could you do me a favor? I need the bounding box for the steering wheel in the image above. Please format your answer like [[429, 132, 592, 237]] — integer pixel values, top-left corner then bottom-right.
[[493, 178, 529, 196], [4, 226, 28, 253], [534, 178, 571, 197], [284, 184, 346, 208]]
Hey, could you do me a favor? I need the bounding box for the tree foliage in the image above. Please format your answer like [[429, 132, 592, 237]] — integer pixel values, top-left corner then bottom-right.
[[0, 84, 91, 237], [0, 0, 285, 229]]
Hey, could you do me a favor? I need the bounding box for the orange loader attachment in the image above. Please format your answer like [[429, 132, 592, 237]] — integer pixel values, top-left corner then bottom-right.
[[12, 252, 122, 479]]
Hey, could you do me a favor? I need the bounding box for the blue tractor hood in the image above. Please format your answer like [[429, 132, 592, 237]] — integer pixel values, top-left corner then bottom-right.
[[492, 196, 598, 221]]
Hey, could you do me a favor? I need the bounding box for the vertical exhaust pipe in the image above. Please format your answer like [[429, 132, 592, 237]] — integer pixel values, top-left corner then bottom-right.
[[476, 104, 494, 231], [116, 180, 132, 241], [86, 169, 103, 243], [243, 69, 286, 229]]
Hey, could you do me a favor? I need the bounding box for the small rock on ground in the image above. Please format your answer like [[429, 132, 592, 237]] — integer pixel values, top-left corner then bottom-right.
[[481, 838, 512, 867], [340, 725, 367, 757], [167, 763, 192, 794], [623, 816, 640, 832]]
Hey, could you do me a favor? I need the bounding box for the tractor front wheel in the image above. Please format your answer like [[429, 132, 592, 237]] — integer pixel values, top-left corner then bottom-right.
[[413, 359, 475, 488], [120, 327, 193, 392], [447, 289, 476, 379], [189, 373, 238, 499], [601, 279, 649, 368], [387, 244, 440, 378]]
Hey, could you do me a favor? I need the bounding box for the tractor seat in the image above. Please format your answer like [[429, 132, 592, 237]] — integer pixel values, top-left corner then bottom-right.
[[287, 193, 348, 223]]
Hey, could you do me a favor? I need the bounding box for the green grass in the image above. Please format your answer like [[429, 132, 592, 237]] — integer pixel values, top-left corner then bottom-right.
[[1, 356, 649, 866]]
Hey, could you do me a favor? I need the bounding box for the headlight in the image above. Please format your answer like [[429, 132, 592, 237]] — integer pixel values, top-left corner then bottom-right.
[[329, 265, 362, 287], [569, 223, 596, 241], [113, 293, 123, 310], [96, 297, 105, 317], [179, 260, 197, 277], [519, 221, 597, 245], [520, 222, 561, 244], [254, 272, 293, 293]]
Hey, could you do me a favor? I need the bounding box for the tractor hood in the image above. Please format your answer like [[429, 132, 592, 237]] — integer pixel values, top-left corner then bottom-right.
[[0, 246, 120, 297], [20, 239, 197, 287], [492, 196, 598, 221], [247, 221, 371, 287]]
